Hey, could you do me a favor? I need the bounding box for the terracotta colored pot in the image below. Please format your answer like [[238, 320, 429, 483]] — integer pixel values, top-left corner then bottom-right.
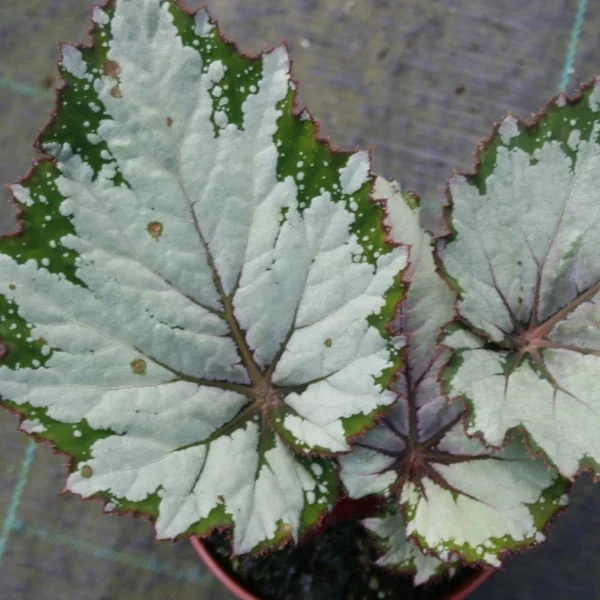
[[191, 496, 493, 599], [191, 537, 493, 600], [446, 569, 494, 600], [191, 536, 261, 600]]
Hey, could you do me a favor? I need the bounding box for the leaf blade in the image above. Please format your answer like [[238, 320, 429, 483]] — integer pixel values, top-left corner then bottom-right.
[[439, 80, 600, 477], [340, 177, 569, 568], [0, 0, 408, 554]]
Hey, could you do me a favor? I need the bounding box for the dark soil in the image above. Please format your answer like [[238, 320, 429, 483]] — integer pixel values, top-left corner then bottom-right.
[[205, 519, 484, 600]]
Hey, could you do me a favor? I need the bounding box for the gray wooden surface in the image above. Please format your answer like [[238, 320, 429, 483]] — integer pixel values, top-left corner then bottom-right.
[[1, 1, 599, 598]]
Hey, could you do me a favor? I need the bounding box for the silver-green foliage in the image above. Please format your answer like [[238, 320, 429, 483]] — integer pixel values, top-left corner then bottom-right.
[[440, 82, 600, 479], [0, 0, 408, 555], [0, 0, 598, 584]]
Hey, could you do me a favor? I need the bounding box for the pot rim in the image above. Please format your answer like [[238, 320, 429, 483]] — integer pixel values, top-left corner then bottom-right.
[[191, 536, 261, 600], [190, 536, 495, 600]]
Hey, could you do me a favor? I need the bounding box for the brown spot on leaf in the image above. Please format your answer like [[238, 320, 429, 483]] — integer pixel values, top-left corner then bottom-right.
[[103, 59, 121, 78], [42, 75, 54, 89], [217, 495, 225, 502], [36, 337, 47, 345], [165, 116, 173, 128], [81, 465, 93, 478], [130, 358, 147, 375], [110, 86, 122, 98], [147, 221, 164, 240], [455, 84, 466, 95], [324, 338, 332, 348], [8, 284, 15, 290]]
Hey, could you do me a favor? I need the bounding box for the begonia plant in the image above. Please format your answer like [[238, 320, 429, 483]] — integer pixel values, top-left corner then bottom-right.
[[0, 0, 598, 596]]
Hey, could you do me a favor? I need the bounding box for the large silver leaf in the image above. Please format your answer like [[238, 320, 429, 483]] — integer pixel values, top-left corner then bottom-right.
[[0, 0, 408, 554]]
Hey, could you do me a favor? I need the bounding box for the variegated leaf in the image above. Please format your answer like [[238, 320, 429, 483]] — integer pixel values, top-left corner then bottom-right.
[[0, 0, 408, 554], [439, 80, 600, 478], [400, 427, 568, 567], [339, 177, 568, 567]]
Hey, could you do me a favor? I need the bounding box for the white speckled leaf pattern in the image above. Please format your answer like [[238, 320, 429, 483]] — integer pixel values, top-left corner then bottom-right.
[[440, 79, 600, 478], [0, 0, 409, 554]]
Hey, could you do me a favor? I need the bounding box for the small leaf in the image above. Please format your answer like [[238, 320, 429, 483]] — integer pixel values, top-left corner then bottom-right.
[[0, 1, 408, 554], [438, 79, 600, 478], [340, 177, 569, 567], [362, 504, 456, 586]]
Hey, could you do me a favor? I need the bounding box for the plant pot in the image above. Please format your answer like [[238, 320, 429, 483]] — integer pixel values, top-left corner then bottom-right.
[[190, 497, 494, 600], [191, 537, 493, 600], [191, 536, 260, 600]]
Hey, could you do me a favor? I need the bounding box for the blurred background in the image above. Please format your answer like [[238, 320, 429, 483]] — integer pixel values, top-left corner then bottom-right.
[[1, 0, 599, 598]]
